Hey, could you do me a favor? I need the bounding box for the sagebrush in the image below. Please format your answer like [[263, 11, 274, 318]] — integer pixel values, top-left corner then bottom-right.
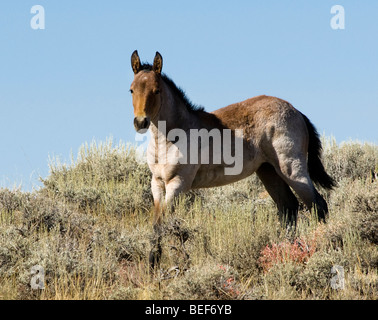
[[0, 137, 377, 300]]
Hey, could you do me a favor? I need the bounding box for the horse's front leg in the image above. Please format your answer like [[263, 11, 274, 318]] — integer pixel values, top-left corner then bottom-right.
[[164, 175, 190, 211], [149, 174, 192, 270], [149, 175, 165, 270]]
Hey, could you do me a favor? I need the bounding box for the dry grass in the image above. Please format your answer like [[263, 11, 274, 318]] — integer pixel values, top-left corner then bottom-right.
[[0, 137, 377, 300]]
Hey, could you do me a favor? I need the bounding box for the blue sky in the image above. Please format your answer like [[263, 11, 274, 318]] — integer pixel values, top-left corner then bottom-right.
[[1, 1, 377, 190]]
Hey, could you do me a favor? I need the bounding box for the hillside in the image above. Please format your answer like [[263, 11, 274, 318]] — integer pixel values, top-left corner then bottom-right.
[[0, 138, 377, 300]]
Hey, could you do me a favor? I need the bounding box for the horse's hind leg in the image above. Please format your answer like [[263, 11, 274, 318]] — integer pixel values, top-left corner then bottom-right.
[[275, 156, 328, 222], [257, 163, 299, 227]]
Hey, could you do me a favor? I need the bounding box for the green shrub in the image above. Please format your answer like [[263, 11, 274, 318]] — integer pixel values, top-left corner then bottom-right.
[[41, 139, 153, 215], [0, 138, 377, 299], [164, 262, 240, 300]]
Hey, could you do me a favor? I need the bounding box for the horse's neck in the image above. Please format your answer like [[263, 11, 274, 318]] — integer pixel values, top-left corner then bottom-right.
[[151, 85, 197, 138]]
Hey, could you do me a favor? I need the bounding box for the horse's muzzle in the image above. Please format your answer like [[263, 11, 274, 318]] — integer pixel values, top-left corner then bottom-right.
[[134, 116, 150, 133]]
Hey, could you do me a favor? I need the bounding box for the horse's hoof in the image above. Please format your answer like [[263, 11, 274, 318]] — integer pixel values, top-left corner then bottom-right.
[[149, 246, 162, 270]]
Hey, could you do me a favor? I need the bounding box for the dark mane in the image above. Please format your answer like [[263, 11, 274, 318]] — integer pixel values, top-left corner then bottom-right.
[[139, 63, 205, 113]]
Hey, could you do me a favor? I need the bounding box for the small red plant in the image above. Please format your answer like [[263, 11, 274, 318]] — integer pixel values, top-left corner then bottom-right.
[[221, 276, 240, 298], [258, 238, 316, 272], [218, 265, 241, 298]]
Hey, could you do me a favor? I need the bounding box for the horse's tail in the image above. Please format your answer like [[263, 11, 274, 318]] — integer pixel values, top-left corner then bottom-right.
[[301, 113, 336, 190]]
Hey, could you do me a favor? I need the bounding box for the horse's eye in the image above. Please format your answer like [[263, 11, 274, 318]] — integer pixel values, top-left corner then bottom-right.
[[129, 89, 134, 94], [154, 89, 160, 95]]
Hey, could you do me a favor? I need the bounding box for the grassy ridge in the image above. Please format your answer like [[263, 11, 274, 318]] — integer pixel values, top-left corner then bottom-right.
[[0, 138, 377, 300]]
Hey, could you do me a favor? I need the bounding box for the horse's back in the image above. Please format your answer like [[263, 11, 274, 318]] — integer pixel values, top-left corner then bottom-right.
[[210, 94, 309, 168], [212, 95, 303, 132]]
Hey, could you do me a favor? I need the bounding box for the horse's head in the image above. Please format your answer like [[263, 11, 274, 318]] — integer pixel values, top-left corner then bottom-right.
[[130, 50, 163, 133]]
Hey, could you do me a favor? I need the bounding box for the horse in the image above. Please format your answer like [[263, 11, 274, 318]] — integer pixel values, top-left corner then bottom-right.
[[129, 50, 335, 269]]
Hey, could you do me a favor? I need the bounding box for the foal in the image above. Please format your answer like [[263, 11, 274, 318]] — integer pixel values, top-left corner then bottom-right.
[[129, 50, 335, 268]]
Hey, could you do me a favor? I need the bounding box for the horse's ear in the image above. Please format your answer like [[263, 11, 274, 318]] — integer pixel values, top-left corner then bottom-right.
[[153, 51, 163, 74], [131, 50, 141, 74]]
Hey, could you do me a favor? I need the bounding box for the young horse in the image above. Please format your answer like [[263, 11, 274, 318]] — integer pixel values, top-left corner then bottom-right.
[[129, 50, 335, 268]]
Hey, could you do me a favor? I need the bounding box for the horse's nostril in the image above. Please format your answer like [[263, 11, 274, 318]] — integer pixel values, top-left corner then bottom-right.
[[142, 117, 150, 129], [134, 116, 150, 133]]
